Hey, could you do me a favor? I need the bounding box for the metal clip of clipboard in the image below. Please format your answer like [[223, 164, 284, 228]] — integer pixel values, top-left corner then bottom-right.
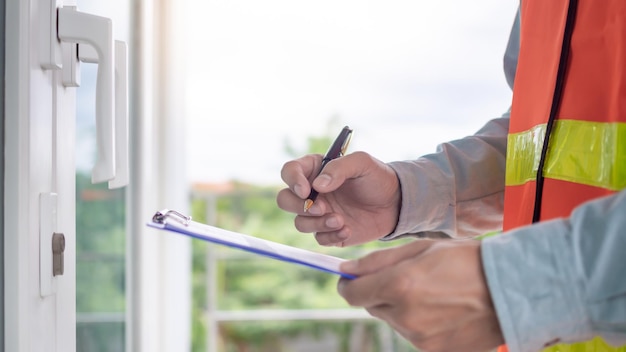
[[152, 209, 192, 226]]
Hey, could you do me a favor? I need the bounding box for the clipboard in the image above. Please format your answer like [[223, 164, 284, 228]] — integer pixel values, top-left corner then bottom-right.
[[147, 209, 356, 279]]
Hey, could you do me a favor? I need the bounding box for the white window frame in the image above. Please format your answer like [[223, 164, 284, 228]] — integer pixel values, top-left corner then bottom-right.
[[127, 0, 191, 351], [3, 0, 191, 350]]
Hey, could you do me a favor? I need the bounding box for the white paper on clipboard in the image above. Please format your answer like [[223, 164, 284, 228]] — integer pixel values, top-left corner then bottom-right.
[[147, 209, 356, 279]]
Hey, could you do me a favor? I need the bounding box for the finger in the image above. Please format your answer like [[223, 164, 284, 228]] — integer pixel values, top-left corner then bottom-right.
[[361, 303, 421, 347], [293, 212, 344, 232], [277, 188, 316, 215], [339, 239, 436, 275], [365, 304, 407, 331], [337, 269, 404, 307], [278, 188, 335, 217], [364, 303, 395, 321], [357, 295, 425, 340], [314, 227, 352, 246], [311, 151, 380, 193], [280, 155, 322, 198], [289, 213, 351, 246]]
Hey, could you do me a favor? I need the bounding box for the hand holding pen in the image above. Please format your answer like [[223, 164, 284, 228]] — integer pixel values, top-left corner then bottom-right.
[[304, 126, 354, 212], [277, 125, 401, 247]]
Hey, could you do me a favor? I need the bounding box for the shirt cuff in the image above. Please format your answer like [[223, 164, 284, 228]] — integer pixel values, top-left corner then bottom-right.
[[384, 160, 455, 239], [481, 219, 592, 352]]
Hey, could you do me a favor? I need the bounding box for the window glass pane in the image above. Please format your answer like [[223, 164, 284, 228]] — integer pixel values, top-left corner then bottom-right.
[[77, 321, 126, 352], [76, 62, 126, 350], [75, 0, 130, 351]]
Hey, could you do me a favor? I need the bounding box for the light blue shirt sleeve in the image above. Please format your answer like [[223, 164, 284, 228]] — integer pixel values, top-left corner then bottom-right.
[[482, 191, 626, 352]]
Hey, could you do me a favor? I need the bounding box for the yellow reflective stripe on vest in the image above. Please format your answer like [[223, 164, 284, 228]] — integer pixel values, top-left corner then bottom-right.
[[506, 120, 626, 191], [542, 336, 626, 352]]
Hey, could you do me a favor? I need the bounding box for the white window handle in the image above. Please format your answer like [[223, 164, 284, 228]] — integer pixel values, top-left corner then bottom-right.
[[76, 41, 129, 188], [58, 6, 115, 184], [109, 41, 129, 188]]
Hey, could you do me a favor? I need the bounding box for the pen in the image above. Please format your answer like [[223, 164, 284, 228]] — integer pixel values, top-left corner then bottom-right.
[[304, 126, 353, 212]]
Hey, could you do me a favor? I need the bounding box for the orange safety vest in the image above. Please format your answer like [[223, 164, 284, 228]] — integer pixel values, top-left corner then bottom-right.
[[497, 0, 626, 351]]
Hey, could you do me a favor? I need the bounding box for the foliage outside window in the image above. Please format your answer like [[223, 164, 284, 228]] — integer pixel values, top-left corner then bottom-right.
[[190, 127, 418, 352]]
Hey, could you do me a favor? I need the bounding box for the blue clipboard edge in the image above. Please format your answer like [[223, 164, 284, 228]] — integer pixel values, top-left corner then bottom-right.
[[147, 221, 356, 280]]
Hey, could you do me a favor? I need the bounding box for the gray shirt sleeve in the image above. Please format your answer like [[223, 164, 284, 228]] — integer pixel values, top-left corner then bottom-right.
[[384, 8, 521, 240], [387, 116, 508, 239]]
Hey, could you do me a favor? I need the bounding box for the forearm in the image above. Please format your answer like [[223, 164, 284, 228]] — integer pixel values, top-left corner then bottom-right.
[[386, 116, 509, 239], [482, 190, 626, 352]]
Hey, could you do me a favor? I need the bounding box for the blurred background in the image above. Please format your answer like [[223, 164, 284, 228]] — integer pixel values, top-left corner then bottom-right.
[[74, 0, 517, 351], [184, 0, 516, 185]]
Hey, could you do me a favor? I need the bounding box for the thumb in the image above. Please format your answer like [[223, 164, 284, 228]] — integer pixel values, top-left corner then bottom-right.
[[340, 239, 437, 275]]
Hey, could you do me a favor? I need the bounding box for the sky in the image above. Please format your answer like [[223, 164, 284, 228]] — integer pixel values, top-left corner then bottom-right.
[[182, 0, 518, 186]]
